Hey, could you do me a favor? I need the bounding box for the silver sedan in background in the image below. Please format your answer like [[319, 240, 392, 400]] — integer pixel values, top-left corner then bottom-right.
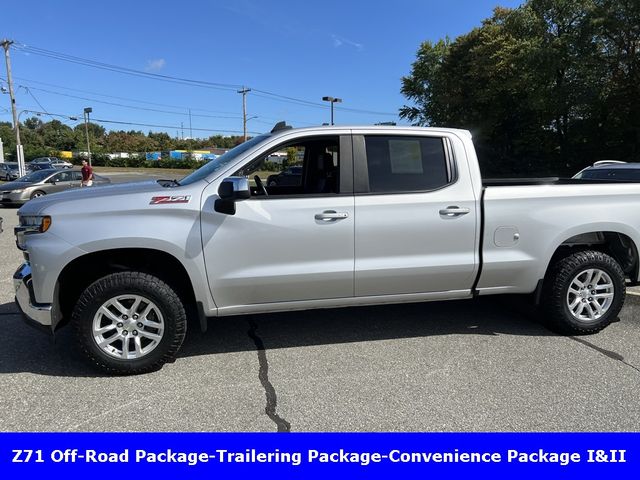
[[0, 162, 21, 181], [1, 168, 110, 205]]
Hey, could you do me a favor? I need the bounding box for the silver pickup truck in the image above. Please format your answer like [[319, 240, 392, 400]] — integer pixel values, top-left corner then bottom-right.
[[13, 124, 640, 374]]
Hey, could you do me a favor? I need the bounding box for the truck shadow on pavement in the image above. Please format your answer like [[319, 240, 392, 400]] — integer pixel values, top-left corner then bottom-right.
[[0, 296, 559, 377]]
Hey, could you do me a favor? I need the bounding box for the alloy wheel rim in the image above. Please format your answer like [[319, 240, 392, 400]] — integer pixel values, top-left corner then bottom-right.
[[566, 268, 614, 322], [92, 294, 165, 360]]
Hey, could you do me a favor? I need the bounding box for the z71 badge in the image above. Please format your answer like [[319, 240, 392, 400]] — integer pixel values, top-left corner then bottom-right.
[[149, 195, 191, 205]]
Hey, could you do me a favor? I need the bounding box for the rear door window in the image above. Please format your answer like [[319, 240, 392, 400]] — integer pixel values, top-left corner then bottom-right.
[[52, 171, 72, 182], [364, 136, 450, 193]]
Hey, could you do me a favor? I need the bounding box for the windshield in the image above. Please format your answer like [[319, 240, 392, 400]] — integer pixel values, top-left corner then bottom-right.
[[18, 169, 55, 182], [179, 134, 270, 186]]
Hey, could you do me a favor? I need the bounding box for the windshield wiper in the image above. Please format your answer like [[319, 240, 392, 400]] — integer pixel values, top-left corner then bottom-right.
[[157, 179, 180, 187]]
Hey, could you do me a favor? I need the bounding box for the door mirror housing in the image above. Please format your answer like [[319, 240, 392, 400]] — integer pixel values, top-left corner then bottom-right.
[[215, 176, 251, 215]]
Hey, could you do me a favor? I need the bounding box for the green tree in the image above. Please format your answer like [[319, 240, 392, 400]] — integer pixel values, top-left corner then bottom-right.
[[400, 0, 640, 176], [0, 122, 16, 160], [23, 116, 43, 130], [40, 120, 75, 150]]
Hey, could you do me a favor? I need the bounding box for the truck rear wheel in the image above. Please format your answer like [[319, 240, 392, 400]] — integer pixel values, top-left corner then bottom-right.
[[72, 272, 187, 374], [543, 250, 625, 334]]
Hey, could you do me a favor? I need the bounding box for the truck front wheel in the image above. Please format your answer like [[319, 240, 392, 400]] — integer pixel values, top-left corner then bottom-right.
[[72, 272, 187, 374], [543, 250, 626, 334]]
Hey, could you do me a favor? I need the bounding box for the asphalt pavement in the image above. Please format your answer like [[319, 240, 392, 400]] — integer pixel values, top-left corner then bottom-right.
[[0, 173, 639, 431]]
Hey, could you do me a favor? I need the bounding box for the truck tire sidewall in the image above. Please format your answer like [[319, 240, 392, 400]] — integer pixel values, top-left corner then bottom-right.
[[73, 272, 186, 374], [547, 251, 625, 334]]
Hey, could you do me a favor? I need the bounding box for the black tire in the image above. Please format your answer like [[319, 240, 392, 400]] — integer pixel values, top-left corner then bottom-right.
[[30, 190, 46, 199], [72, 272, 187, 374], [543, 250, 625, 334]]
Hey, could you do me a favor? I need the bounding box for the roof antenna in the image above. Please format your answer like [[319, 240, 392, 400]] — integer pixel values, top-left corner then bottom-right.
[[271, 121, 292, 133]]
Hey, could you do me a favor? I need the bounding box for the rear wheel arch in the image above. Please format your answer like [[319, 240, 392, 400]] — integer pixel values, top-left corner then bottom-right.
[[544, 231, 639, 284], [541, 250, 625, 334]]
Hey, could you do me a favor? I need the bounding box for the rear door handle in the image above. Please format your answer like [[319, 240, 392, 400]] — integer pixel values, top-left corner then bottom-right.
[[439, 206, 470, 217], [315, 210, 349, 221]]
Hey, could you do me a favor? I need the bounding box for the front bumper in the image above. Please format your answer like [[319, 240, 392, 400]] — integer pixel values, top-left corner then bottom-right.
[[1, 190, 29, 204], [13, 263, 54, 330]]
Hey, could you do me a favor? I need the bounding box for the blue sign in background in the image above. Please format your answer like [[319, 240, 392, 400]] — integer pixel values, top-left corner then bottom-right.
[[0, 433, 637, 478]]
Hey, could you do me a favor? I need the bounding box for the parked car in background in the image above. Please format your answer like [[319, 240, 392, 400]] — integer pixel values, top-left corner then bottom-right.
[[1, 162, 57, 181], [573, 161, 640, 181], [29, 157, 73, 169], [0, 162, 21, 181], [1, 168, 110, 204], [266, 165, 303, 186], [28, 163, 57, 172]]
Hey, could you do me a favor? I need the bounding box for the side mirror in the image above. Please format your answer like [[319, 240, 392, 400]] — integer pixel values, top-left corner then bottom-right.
[[215, 176, 250, 215]]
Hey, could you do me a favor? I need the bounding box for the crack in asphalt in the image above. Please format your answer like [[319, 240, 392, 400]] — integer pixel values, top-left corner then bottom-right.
[[247, 318, 291, 432], [570, 336, 640, 374]]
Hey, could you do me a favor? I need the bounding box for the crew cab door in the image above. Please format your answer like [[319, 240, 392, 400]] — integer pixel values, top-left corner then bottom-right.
[[201, 133, 354, 312], [353, 132, 478, 296]]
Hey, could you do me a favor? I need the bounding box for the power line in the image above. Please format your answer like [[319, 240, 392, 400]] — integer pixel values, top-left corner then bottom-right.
[[23, 85, 243, 119], [18, 86, 56, 121], [4, 75, 318, 127], [13, 76, 242, 115], [14, 43, 399, 117], [15, 44, 242, 91], [90, 117, 259, 135], [3, 102, 259, 135]]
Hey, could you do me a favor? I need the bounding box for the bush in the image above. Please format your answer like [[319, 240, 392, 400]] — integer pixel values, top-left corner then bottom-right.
[[67, 153, 207, 169]]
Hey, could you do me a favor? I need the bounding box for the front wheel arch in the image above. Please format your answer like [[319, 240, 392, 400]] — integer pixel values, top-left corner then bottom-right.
[[57, 248, 200, 331], [30, 190, 46, 199]]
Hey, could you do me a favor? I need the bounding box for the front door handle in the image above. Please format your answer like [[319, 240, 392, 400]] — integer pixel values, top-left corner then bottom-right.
[[315, 210, 349, 221], [439, 206, 470, 217]]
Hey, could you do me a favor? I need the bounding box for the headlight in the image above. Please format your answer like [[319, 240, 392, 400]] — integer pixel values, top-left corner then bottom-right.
[[15, 215, 52, 251], [19, 215, 52, 232], [10, 189, 24, 193]]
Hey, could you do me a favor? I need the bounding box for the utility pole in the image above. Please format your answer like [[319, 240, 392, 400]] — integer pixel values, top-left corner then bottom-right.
[[187, 108, 194, 160], [181, 122, 184, 140], [83, 107, 93, 166], [1, 39, 25, 176], [238, 86, 251, 142]]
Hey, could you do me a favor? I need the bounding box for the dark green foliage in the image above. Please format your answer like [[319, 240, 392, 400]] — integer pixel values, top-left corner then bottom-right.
[[400, 0, 640, 177]]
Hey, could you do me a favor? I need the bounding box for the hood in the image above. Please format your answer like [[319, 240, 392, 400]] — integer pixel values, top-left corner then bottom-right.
[[0, 180, 33, 191], [18, 180, 174, 215]]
